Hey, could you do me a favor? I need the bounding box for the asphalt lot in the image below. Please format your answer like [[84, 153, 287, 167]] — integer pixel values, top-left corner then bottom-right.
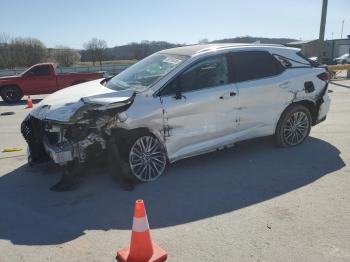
[[0, 80, 349, 262]]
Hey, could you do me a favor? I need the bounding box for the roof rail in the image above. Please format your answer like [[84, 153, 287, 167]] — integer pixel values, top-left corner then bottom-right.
[[196, 43, 285, 54]]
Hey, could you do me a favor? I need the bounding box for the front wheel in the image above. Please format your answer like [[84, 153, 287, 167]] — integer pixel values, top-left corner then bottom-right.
[[108, 133, 167, 183], [128, 135, 167, 182], [275, 105, 312, 147], [1, 85, 23, 103]]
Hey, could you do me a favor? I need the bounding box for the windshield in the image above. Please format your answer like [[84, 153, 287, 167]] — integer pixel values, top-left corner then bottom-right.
[[106, 53, 188, 92]]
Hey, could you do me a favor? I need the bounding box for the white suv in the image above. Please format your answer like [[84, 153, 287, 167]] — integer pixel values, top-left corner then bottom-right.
[[22, 44, 331, 186]]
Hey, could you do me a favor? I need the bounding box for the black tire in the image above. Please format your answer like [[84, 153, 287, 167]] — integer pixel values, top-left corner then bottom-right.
[[108, 132, 167, 183], [108, 135, 135, 181], [1, 85, 23, 103], [275, 104, 312, 147], [342, 60, 347, 64]]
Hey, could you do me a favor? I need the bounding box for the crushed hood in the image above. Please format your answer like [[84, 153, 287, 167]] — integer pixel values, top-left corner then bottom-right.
[[29, 79, 134, 122]]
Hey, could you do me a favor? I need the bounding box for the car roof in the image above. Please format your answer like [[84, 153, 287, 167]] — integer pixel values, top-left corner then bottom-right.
[[31, 62, 54, 66], [160, 43, 289, 56], [27, 63, 56, 69]]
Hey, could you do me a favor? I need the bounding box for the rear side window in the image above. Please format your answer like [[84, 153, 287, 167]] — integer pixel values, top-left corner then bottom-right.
[[228, 51, 284, 82]]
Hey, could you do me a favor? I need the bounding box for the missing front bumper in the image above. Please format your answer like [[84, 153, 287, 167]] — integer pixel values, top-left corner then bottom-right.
[[22, 115, 108, 166]]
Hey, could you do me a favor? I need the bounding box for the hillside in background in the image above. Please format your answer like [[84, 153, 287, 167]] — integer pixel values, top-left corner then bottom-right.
[[80, 36, 298, 62], [80, 41, 180, 62], [212, 36, 297, 44]]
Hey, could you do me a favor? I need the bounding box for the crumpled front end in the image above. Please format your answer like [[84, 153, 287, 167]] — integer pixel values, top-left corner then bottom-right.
[[21, 86, 135, 166], [22, 109, 127, 166]]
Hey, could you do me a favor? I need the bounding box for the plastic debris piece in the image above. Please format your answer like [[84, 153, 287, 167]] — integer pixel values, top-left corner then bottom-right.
[[2, 148, 23, 153]]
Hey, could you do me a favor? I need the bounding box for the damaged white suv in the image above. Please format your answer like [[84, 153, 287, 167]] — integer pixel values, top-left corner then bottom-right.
[[22, 44, 331, 184]]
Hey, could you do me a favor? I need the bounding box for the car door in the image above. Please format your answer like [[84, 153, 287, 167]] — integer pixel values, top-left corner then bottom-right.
[[24, 65, 57, 94], [227, 50, 293, 138], [158, 53, 239, 161]]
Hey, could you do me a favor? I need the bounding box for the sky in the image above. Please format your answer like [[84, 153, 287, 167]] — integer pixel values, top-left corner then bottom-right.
[[1, 0, 349, 49]]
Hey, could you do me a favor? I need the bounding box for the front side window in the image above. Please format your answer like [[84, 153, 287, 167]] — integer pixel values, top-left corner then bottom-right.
[[160, 54, 229, 96], [228, 51, 283, 82], [26, 65, 50, 76], [106, 53, 188, 93]]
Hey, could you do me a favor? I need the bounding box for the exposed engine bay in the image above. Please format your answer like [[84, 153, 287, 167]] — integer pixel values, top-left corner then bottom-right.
[[21, 97, 133, 167]]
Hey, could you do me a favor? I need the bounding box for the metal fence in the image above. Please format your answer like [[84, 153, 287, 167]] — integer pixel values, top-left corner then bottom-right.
[[0, 63, 132, 77]]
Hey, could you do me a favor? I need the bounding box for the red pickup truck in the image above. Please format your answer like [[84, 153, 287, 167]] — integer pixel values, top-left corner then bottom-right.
[[0, 63, 107, 103]]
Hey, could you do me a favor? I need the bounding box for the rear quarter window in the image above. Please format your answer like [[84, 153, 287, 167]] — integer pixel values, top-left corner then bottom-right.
[[228, 51, 284, 82], [296, 51, 318, 67]]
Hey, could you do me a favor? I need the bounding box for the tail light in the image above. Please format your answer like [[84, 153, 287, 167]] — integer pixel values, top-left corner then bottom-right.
[[317, 72, 330, 82]]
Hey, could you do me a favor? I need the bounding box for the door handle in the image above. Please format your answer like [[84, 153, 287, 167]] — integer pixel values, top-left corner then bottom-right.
[[279, 82, 290, 88], [220, 91, 237, 99]]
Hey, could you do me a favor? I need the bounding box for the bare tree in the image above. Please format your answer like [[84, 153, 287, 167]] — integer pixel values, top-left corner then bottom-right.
[[83, 41, 96, 65], [83, 38, 107, 66], [0, 33, 12, 69], [129, 41, 151, 60], [52, 46, 81, 67], [11, 37, 46, 67], [198, 38, 209, 44], [0, 34, 46, 69]]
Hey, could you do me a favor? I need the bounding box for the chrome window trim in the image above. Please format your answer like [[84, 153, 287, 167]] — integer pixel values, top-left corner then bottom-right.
[[154, 49, 290, 97]]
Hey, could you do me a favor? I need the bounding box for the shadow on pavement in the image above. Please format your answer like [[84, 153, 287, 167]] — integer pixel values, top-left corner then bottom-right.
[[0, 136, 345, 245], [0, 99, 42, 106]]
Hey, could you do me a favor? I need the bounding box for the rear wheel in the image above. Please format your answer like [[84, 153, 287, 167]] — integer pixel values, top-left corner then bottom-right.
[[275, 105, 312, 147], [1, 85, 23, 103]]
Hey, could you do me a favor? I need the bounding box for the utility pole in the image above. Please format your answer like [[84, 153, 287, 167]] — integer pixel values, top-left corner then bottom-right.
[[318, 0, 328, 60], [341, 19, 345, 38]]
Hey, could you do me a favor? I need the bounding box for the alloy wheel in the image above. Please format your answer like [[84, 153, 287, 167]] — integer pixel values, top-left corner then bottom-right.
[[283, 111, 310, 146], [129, 136, 166, 182]]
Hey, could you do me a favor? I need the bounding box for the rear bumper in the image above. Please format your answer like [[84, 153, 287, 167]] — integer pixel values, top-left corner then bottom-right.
[[317, 93, 331, 123]]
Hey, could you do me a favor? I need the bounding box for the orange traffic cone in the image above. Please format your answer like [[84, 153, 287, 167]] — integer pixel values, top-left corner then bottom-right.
[[26, 96, 33, 109], [116, 199, 167, 262]]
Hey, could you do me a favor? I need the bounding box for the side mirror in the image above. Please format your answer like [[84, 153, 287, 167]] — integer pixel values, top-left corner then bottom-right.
[[173, 78, 182, 100], [174, 89, 182, 100]]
